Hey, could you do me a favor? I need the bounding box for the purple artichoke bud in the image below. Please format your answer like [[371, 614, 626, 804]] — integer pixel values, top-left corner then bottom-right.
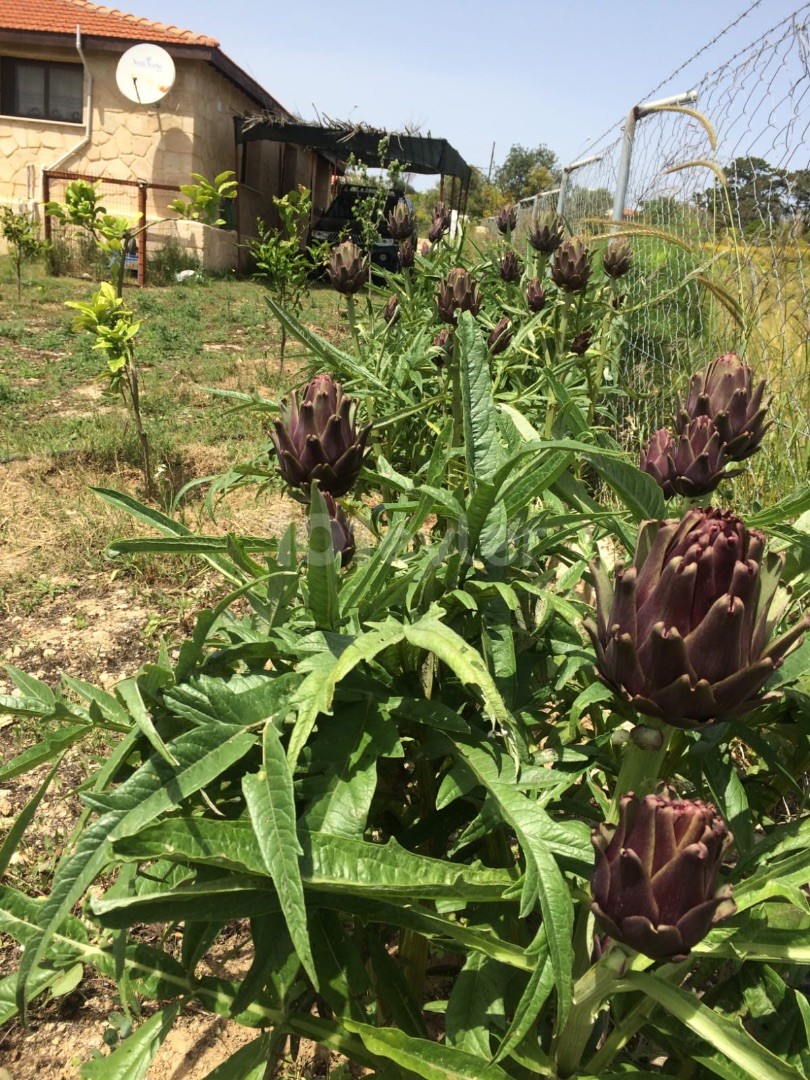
[[321, 492, 355, 567], [270, 373, 372, 498], [420, 240, 431, 257], [487, 317, 512, 355], [526, 278, 546, 313], [496, 203, 518, 235], [591, 793, 736, 961], [436, 267, 482, 324], [327, 240, 368, 295], [551, 237, 592, 293], [570, 327, 593, 356], [528, 211, 565, 254], [603, 238, 633, 279], [398, 238, 415, 268], [676, 353, 772, 462], [499, 249, 523, 283], [428, 202, 451, 243], [584, 507, 810, 727], [667, 416, 741, 498], [383, 294, 399, 324], [431, 327, 454, 367], [387, 198, 416, 241], [640, 428, 676, 498]]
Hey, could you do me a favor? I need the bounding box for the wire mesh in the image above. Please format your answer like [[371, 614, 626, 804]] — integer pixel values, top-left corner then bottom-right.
[[484, 5, 810, 490]]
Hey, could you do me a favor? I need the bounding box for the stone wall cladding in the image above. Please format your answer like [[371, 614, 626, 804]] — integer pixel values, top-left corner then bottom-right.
[[0, 42, 324, 268]]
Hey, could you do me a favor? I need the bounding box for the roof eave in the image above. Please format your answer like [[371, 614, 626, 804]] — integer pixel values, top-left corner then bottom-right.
[[0, 30, 287, 115]]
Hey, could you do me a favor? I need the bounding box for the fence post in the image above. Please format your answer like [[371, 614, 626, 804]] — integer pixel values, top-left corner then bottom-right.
[[43, 171, 52, 243], [612, 91, 698, 223], [137, 183, 147, 287], [557, 154, 604, 219]]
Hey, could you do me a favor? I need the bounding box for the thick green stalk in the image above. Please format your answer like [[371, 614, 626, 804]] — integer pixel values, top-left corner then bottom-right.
[[608, 720, 673, 823], [554, 950, 625, 1078], [345, 292, 362, 355], [450, 329, 463, 448]]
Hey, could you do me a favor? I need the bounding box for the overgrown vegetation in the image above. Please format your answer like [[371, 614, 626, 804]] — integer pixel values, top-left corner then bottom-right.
[[1, 161, 809, 1079]]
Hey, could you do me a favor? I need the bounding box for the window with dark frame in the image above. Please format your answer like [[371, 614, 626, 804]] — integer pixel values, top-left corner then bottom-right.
[[0, 58, 83, 123]]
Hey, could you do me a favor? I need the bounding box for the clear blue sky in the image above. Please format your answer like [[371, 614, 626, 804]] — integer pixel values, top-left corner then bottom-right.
[[126, 0, 806, 185]]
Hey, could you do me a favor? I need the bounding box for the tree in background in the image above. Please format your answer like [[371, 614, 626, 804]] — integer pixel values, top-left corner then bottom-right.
[[697, 157, 790, 233], [1, 206, 48, 300], [494, 143, 559, 201]]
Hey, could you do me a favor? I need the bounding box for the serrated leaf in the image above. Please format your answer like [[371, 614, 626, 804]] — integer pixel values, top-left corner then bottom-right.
[[81, 1003, 181, 1079], [619, 971, 800, 1079], [458, 310, 503, 486], [589, 454, 667, 521], [112, 819, 515, 902], [0, 754, 64, 876], [306, 483, 340, 631], [445, 952, 508, 1058], [15, 725, 255, 1020], [243, 722, 317, 988], [342, 1019, 511, 1079]]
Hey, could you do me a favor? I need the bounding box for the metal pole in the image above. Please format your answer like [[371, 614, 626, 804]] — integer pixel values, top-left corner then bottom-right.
[[556, 155, 603, 218], [43, 171, 51, 243], [612, 90, 697, 223], [137, 182, 147, 287]]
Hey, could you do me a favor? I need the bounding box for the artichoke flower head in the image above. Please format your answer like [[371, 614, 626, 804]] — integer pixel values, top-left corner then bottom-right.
[[591, 793, 736, 960], [270, 374, 371, 499], [677, 352, 772, 462], [585, 507, 810, 728]]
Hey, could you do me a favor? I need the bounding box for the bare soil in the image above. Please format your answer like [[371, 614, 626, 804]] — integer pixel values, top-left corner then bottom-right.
[[0, 450, 314, 1078]]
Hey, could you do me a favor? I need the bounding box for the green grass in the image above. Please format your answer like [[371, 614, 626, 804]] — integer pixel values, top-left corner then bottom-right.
[[0, 260, 344, 468]]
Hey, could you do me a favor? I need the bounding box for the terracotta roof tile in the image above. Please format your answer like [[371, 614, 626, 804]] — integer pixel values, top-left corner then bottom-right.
[[0, 0, 219, 48]]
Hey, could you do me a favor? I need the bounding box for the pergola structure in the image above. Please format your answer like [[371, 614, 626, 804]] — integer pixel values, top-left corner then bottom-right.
[[232, 114, 472, 257]]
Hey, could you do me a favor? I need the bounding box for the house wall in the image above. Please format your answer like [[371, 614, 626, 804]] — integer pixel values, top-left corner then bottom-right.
[[0, 40, 327, 267]]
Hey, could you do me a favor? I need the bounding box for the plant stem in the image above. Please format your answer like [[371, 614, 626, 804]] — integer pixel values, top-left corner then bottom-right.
[[124, 354, 154, 498], [554, 950, 625, 1078], [608, 720, 673, 823], [345, 293, 362, 355], [450, 329, 463, 448]]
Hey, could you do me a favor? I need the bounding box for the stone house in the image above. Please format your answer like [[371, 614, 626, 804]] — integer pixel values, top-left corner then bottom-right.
[[0, 0, 333, 269]]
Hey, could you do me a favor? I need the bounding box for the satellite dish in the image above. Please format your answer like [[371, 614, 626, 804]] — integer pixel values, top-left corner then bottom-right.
[[116, 44, 176, 105]]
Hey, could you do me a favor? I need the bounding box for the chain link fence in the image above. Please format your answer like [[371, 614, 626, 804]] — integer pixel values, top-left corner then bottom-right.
[[492, 4, 810, 490]]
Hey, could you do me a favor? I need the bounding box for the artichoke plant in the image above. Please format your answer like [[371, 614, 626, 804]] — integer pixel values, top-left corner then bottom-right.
[[526, 278, 546, 313], [591, 793, 736, 960], [570, 327, 593, 356], [383, 294, 399, 324], [639, 428, 676, 498], [585, 507, 810, 727], [662, 416, 740, 498], [428, 202, 451, 243], [551, 237, 592, 293], [321, 492, 356, 567], [387, 198, 416, 241], [499, 249, 523, 283], [431, 327, 454, 367], [496, 203, 518, 235], [270, 374, 372, 498], [398, 238, 415, 268], [436, 268, 482, 323], [528, 211, 565, 254], [487, 317, 512, 355], [327, 240, 368, 294], [676, 352, 771, 461], [603, 238, 633, 279]]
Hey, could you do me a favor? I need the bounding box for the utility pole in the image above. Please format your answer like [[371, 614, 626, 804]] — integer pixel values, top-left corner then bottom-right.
[[487, 142, 496, 183]]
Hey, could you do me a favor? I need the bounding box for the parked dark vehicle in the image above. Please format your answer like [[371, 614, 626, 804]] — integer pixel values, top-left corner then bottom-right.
[[310, 184, 416, 272]]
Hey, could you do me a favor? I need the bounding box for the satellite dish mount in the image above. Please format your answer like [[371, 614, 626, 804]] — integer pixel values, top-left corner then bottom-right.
[[116, 43, 176, 106]]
